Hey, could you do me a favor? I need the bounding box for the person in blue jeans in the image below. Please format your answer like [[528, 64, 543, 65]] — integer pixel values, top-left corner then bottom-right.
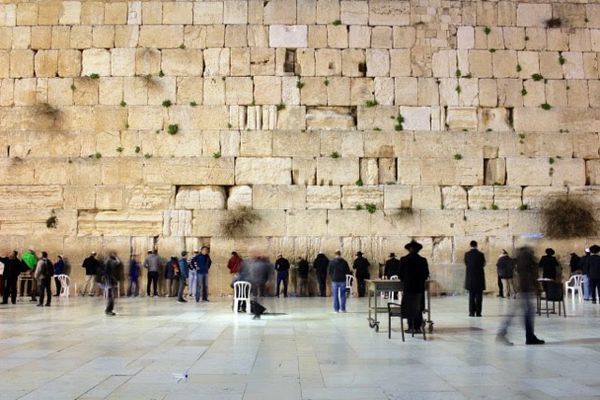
[[192, 246, 212, 302], [328, 250, 351, 313]]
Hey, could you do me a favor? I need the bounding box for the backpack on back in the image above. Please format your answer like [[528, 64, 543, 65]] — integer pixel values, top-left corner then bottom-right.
[[42, 259, 54, 278]]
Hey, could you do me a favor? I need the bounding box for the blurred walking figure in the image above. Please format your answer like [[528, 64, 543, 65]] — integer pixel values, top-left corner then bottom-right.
[[236, 250, 273, 319], [34, 252, 53, 307], [497, 246, 545, 345], [296, 256, 310, 297], [313, 252, 329, 297], [464, 241, 486, 317], [227, 251, 243, 275], [81, 251, 99, 296], [588, 245, 600, 304], [102, 252, 121, 316], [177, 251, 189, 303], [53, 255, 64, 296], [144, 250, 160, 297], [164, 256, 179, 297], [328, 250, 351, 313], [497, 250, 515, 298], [127, 254, 140, 297], [274, 254, 290, 297], [353, 252, 370, 297]]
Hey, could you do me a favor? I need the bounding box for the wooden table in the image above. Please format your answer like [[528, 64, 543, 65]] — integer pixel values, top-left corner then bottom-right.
[[366, 279, 434, 333]]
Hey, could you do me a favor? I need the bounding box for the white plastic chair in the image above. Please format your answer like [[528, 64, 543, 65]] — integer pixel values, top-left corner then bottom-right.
[[387, 275, 400, 300], [565, 274, 583, 303], [345, 274, 354, 298], [56, 274, 76, 298], [233, 281, 251, 314]]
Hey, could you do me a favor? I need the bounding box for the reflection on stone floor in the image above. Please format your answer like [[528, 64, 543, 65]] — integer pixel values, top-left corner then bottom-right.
[[1, 296, 599, 400]]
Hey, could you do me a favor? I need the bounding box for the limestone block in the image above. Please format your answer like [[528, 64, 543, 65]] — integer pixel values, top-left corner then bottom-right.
[[269, 25, 307, 48], [517, 51, 539, 78], [162, 210, 192, 237], [466, 186, 493, 210], [503, 27, 525, 50], [367, 26, 388, 49], [240, 131, 271, 157], [297, 0, 316, 24], [516, 3, 551, 27], [250, 48, 275, 76], [327, 77, 350, 106], [378, 158, 396, 184], [235, 157, 292, 185], [567, 82, 590, 108], [64, 186, 95, 209], [484, 158, 506, 186], [390, 49, 411, 77], [205, 25, 225, 47], [78, 210, 162, 237], [446, 107, 477, 130], [51, 26, 70, 49], [349, 25, 371, 49], [423, 158, 483, 186], [569, 29, 591, 52], [513, 108, 560, 132], [273, 131, 320, 157], [365, 49, 390, 77], [0, 185, 62, 209], [401, 106, 431, 131], [253, 185, 306, 210], [315, 49, 341, 76], [547, 29, 569, 51], [125, 185, 173, 210], [277, 106, 306, 130], [161, 49, 203, 77], [228, 185, 253, 209], [478, 108, 511, 132], [586, 161, 600, 184], [202, 77, 224, 105], [521, 186, 567, 209], [9, 49, 33, 78], [383, 185, 411, 209], [72, 78, 99, 106], [176, 77, 202, 105], [264, 0, 296, 24], [341, 1, 368, 25], [203, 48, 230, 76], [281, 77, 300, 106], [369, 0, 409, 26], [115, 26, 139, 48], [360, 158, 378, 185], [350, 78, 374, 106], [327, 210, 370, 236], [308, 25, 327, 48], [317, 157, 359, 185], [134, 48, 160, 76], [81, 48, 110, 76], [492, 50, 518, 78], [506, 158, 551, 186], [551, 159, 586, 187], [468, 50, 492, 78], [111, 48, 135, 76], [254, 76, 281, 105], [292, 158, 316, 185], [223, 77, 251, 105], [464, 210, 509, 236], [442, 186, 467, 209], [306, 107, 354, 130], [478, 79, 497, 107], [169, 105, 228, 130], [538, 51, 563, 79], [419, 210, 465, 236], [356, 105, 396, 131], [287, 210, 328, 236], [493, 186, 522, 209], [33, 49, 57, 78], [92, 25, 115, 49], [144, 157, 234, 185], [175, 186, 226, 210], [104, 2, 127, 24], [193, 2, 223, 24], [244, 210, 287, 237], [306, 186, 340, 209], [139, 26, 183, 48], [341, 185, 383, 209], [562, 52, 585, 79], [341, 49, 365, 78], [394, 77, 417, 106], [572, 132, 600, 160], [411, 186, 441, 210], [47, 78, 73, 106], [95, 186, 124, 210]]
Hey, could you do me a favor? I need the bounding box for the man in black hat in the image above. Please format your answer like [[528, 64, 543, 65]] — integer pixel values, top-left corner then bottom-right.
[[399, 240, 430, 333], [464, 240, 486, 317], [384, 253, 401, 279], [352, 251, 370, 297], [588, 245, 600, 304], [539, 248, 559, 281]]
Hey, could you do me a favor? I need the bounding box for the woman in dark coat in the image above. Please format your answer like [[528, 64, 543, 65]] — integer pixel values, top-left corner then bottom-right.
[[464, 241, 486, 317]]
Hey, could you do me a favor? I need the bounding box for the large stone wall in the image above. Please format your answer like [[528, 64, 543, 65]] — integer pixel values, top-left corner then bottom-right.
[[1, 0, 599, 294]]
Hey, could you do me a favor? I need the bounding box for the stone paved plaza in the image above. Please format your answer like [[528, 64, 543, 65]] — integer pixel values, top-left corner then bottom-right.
[[1, 295, 599, 400]]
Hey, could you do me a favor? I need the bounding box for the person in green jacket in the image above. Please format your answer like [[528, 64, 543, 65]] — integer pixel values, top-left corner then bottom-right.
[[21, 247, 38, 301]]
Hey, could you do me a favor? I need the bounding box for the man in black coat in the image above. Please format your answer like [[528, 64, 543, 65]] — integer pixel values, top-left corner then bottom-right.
[[496, 250, 515, 298], [274, 254, 290, 297], [81, 251, 100, 296], [539, 248, 559, 281], [313, 252, 329, 297], [296, 257, 310, 296], [399, 240, 430, 332], [588, 245, 600, 304], [103, 252, 121, 316], [384, 253, 401, 278], [1, 251, 26, 305], [464, 240, 486, 317], [352, 251, 370, 297]]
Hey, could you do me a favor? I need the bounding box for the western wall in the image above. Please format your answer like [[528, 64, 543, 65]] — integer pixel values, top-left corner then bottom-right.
[[0, 0, 599, 295]]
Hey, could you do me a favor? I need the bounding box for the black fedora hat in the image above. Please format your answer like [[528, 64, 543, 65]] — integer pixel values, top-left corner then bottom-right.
[[590, 244, 600, 254], [389, 252, 396, 258], [404, 240, 423, 251], [545, 248, 555, 256], [356, 251, 363, 256]]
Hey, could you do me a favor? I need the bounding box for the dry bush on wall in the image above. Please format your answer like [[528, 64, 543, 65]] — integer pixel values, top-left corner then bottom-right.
[[541, 197, 597, 239], [221, 207, 261, 238]]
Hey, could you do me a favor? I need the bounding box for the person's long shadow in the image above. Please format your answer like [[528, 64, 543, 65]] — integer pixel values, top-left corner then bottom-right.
[[545, 338, 600, 345]]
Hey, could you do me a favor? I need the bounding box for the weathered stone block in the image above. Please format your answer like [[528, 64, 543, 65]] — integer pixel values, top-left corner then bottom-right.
[[292, 158, 317, 185], [175, 186, 226, 210], [228, 185, 253, 209], [306, 186, 340, 209], [78, 211, 162, 236], [235, 157, 292, 185], [82, 48, 110, 76], [139, 25, 183, 48], [287, 210, 328, 236], [317, 157, 359, 185], [306, 107, 355, 130], [369, 0, 409, 26], [327, 210, 370, 236], [253, 185, 306, 210], [506, 158, 551, 186], [342, 185, 383, 209], [442, 186, 467, 209], [269, 25, 307, 48], [144, 157, 234, 185], [516, 3, 552, 27]]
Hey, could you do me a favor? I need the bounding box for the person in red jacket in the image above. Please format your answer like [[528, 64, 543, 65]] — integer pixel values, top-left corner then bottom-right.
[[227, 251, 243, 275]]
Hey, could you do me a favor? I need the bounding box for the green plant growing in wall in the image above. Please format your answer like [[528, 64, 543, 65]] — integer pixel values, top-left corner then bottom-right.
[[158, 70, 165, 77], [489, 48, 496, 53], [221, 206, 261, 238], [558, 53, 566, 65], [455, 85, 462, 94], [355, 204, 364, 211], [355, 179, 363, 186], [88, 73, 99, 80], [541, 103, 552, 110], [94, 152, 102, 159], [190, 101, 197, 107], [162, 100, 172, 108], [330, 151, 340, 159], [454, 154, 463, 160], [332, 20, 342, 26], [213, 152, 221, 159], [542, 197, 597, 238], [120, 100, 127, 107], [455, 69, 461, 78], [179, 44, 186, 49], [276, 103, 286, 111], [549, 157, 555, 165], [463, 73, 472, 79], [168, 124, 179, 135], [395, 113, 404, 131], [116, 147, 123, 153], [144, 153, 152, 159], [296, 81, 305, 89], [519, 204, 529, 211], [365, 203, 377, 214], [516, 64, 522, 72], [365, 99, 378, 107], [521, 88, 528, 96], [491, 203, 499, 210], [70, 84, 76, 91], [531, 73, 544, 81], [549, 167, 555, 176], [484, 26, 491, 35], [135, 146, 141, 154], [324, 79, 330, 86]]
